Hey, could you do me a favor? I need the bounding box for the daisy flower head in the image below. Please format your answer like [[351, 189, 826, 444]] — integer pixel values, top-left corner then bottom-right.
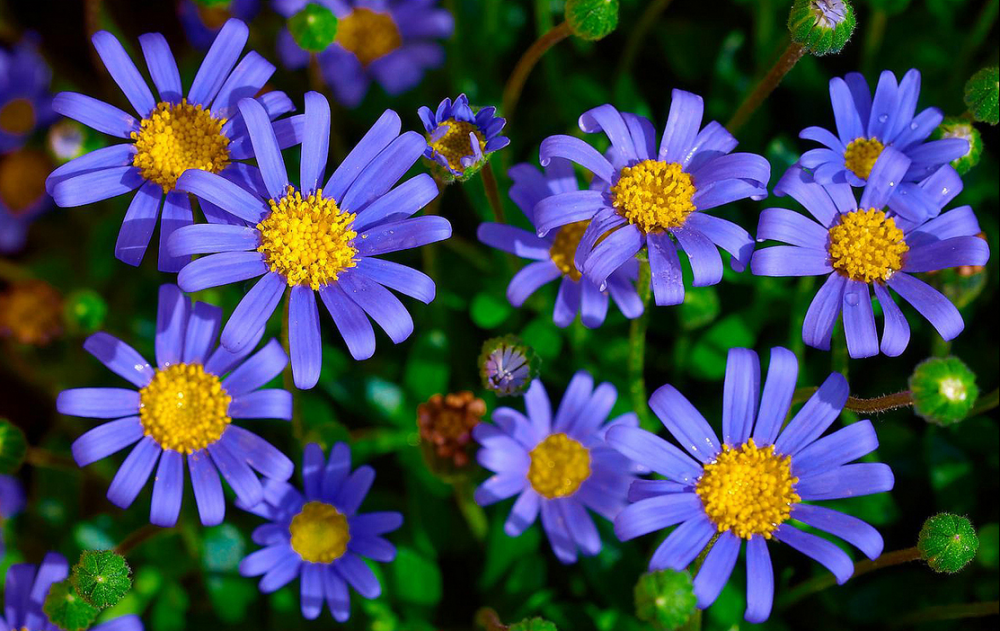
[[608, 347, 894, 623], [239, 442, 403, 622], [45, 19, 303, 272], [179, 0, 261, 50], [536, 90, 769, 307], [473, 372, 644, 564], [275, 0, 454, 108], [2, 552, 143, 631], [0, 147, 53, 254], [477, 158, 643, 328], [0, 474, 25, 559], [800, 70, 969, 210], [419, 94, 508, 181], [0, 38, 55, 154], [751, 153, 990, 358], [56, 284, 295, 527], [168, 92, 451, 389]]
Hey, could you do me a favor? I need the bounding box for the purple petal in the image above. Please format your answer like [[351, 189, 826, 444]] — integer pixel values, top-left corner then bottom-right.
[[673, 226, 722, 287], [792, 419, 879, 478], [722, 348, 760, 445], [139, 33, 182, 103], [873, 282, 909, 357], [115, 181, 162, 266], [177, 251, 268, 292], [107, 436, 161, 508], [842, 280, 878, 358], [57, 388, 140, 419], [796, 462, 895, 500], [791, 503, 883, 559], [829, 77, 865, 144], [583, 224, 642, 290], [756, 208, 829, 249], [504, 489, 540, 537], [229, 390, 293, 420], [189, 449, 226, 525], [614, 493, 703, 541], [208, 438, 264, 508], [354, 216, 451, 257], [561, 499, 602, 556], [802, 273, 847, 350], [150, 449, 184, 526], [751, 246, 832, 277], [71, 417, 144, 467], [83, 332, 154, 388], [319, 283, 376, 360], [335, 553, 380, 598], [223, 425, 294, 481], [338, 272, 413, 344], [649, 515, 716, 571], [658, 89, 704, 163], [340, 131, 427, 213], [752, 347, 799, 446], [744, 536, 774, 623], [222, 338, 288, 397], [533, 189, 609, 237], [175, 169, 269, 224], [649, 384, 720, 463], [477, 223, 551, 260], [188, 18, 249, 106], [325, 110, 401, 200], [52, 166, 144, 207], [221, 273, 286, 353], [605, 426, 702, 484], [774, 371, 848, 455], [92, 31, 156, 117], [579, 104, 637, 165], [211, 51, 276, 120], [858, 147, 911, 210], [289, 285, 322, 389], [155, 284, 189, 369], [887, 272, 964, 341], [238, 98, 289, 198], [692, 531, 740, 608], [354, 258, 435, 304], [352, 173, 439, 232], [299, 91, 330, 194], [774, 523, 853, 584], [539, 135, 615, 184], [647, 232, 685, 306], [52, 92, 137, 138]]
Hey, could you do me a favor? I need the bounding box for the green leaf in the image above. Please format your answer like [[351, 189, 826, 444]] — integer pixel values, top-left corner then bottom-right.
[[404, 330, 451, 400], [71, 550, 132, 610], [471, 291, 512, 329], [391, 547, 442, 606], [687, 315, 754, 380], [43, 580, 100, 631], [206, 575, 257, 624]]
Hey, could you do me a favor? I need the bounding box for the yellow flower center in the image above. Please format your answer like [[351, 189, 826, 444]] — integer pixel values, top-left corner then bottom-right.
[[335, 8, 402, 66], [0, 148, 50, 213], [828, 208, 909, 284], [0, 97, 36, 134], [549, 220, 590, 281], [428, 119, 486, 173], [527, 433, 591, 499], [289, 501, 351, 563], [256, 187, 358, 290], [139, 363, 232, 453], [696, 439, 800, 540], [611, 159, 697, 233], [0, 281, 63, 346], [131, 100, 230, 193], [843, 137, 884, 180]]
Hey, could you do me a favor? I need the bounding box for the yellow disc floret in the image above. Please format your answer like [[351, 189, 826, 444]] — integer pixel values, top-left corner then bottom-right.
[[0, 148, 50, 213], [611, 159, 697, 233], [131, 100, 230, 193], [828, 208, 909, 284], [428, 119, 486, 173], [549, 220, 591, 281], [289, 501, 351, 563], [843, 137, 884, 180], [696, 439, 800, 539], [257, 187, 358, 290], [336, 8, 402, 66], [139, 363, 231, 453], [0, 97, 36, 134], [527, 433, 591, 499]]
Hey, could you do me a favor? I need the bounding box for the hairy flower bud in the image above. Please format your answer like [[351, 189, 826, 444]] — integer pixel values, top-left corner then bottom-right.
[[788, 0, 857, 56], [634, 570, 697, 630], [919, 513, 979, 574], [288, 4, 339, 53], [71, 550, 132, 610], [909, 356, 979, 426], [479, 335, 539, 397], [565, 0, 619, 41]]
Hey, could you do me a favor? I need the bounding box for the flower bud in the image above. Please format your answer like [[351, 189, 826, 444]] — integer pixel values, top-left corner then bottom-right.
[[565, 0, 619, 42], [909, 357, 979, 426], [0, 419, 27, 474], [964, 66, 998, 125], [788, 0, 857, 56], [479, 335, 540, 397], [288, 4, 339, 53], [931, 117, 982, 175], [634, 570, 697, 631], [63, 288, 108, 335], [418, 391, 486, 473], [918, 513, 979, 574]]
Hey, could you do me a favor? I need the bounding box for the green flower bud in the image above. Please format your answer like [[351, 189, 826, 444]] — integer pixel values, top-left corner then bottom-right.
[[918, 513, 979, 574], [288, 4, 339, 53], [788, 0, 857, 56], [510, 618, 558, 631], [479, 335, 540, 397], [964, 66, 999, 125], [634, 570, 697, 631], [909, 357, 979, 426], [931, 117, 982, 175], [565, 0, 619, 42], [71, 550, 132, 609], [43, 581, 100, 631], [0, 419, 28, 474], [63, 289, 108, 335]]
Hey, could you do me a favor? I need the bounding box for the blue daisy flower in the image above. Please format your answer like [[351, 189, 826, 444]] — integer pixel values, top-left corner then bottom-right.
[[419, 94, 508, 178], [477, 158, 643, 328], [45, 19, 303, 272], [239, 442, 403, 622], [800, 70, 969, 209], [0, 37, 55, 154], [56, 284, 294, 527], [751, 154, 990, 358], [608, 347, 894, 623], [2, 552, 143, 631], [0, 474, 25, 560], [536, 90, 769, 307], [275, 0, 453, 108], [179, 0, 261, 50], [473, 372, 643, 564], [167, 92, 451, 389], [0, 147, 53, 254]]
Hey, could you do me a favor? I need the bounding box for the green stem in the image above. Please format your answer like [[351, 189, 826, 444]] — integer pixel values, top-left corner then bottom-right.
[[629, 258, 655, 432], [453, 475, 488, 542], [791, 386, 913, 414], [114, 523, 168, 556], [955, 0, 999, 88], [726, 40, 806, 133], [969, 387, 999, 417], [480, 162, 506, 224], [500, 21, 572, 121], [25, 447, 79, 470], [891, 600, 999, 627], [779, 546, 921, 608], [861, 10, 887, 76], [615, 0, 676, 79]]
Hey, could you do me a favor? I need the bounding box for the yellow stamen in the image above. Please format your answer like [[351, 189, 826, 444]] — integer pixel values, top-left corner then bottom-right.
[[527, 433, 591, 499], [428, 119, 486, 173], [611, 159, 697, 233], [256, 187, 358, 290], [289, 501, 351, 563], [843, 137, 884, 180], [0, 148, 50, 213], [336, 8, 402, 66], [828, 208, 909, 284], [549, 220, 590, 281], [696, 439, 800, 539], [139, 363, 231, 453], [0, 97, 36, 134], [131, 100, 230, 193]]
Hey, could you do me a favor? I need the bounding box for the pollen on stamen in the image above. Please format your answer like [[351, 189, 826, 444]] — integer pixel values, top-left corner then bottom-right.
[[428, 119, 486, 173], [828, 208, 909, 284], [131, 100, 230, 193], [527, 433, 592, 499], [610, 159, 697, 233], [336, 8, 402, 66], [549, 220, 591, 281], [843, 137, 884, 180], [138, 363, 232, 453], [289, 501, 351, 564]]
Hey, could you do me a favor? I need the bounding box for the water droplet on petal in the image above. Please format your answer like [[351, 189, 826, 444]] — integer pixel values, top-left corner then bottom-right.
[[845, 291, 860, 306], [878, 114, 889, 123], [941, 187, 949, 195]]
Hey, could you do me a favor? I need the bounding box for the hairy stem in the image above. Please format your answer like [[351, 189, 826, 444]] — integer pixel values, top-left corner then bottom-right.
[[726, 40, 806, 133], [792, 386, 914, 414], [891, 600, 999, 627], [501, 21, 572, 121], [779, 546, 921, 608]]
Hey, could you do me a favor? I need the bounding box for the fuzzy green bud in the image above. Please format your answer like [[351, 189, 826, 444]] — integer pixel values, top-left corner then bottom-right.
[[43, 581, 100, 631], [634, 570, 697, 631], [964, 66, 999, 125], [918, 513, 979, 574], [931, 117, 982, 175], [479, 335, 540, 397], [63, 289, 108, 335], [788, 0, 857, 56], [288, 4, 339, 53], [510, 618, 558, 631], [909, 357, 979, 425], [565, 0, 619, 41], [0, 419, 27, 474], [71, 550, 132, 609]]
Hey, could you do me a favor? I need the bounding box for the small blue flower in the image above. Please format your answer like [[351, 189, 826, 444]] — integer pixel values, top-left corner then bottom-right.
[[752, 155, 990, 358], [608, 347, 894, 623], [57, 284, 294, 527], [239, 442, 403, 622], [536, 91, 769, 307], [474, 372, 643, 564], [478, 158, 642, 327], [2, 552, 143, 631], [0, 37, 55, 154], [419, 94, 508, 178]]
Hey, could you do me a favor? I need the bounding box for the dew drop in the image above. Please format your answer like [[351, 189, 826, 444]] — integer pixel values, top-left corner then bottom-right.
[[910, 122, 919, 130], [878, 114, 888, 123], [845, 291, 860, 306], [941, 187, 949, 195]]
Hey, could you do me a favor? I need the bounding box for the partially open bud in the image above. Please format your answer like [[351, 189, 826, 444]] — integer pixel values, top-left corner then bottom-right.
[[932, 117, 982, 175], [479, 335, 539, 397], [909, 357, 979, 426], [788, 0, 857, 56], [288, 4, 339, 53], [565, 0, 619, 41], [918, 513, 979, 574], [964, 66, 999, 125], [418, 391, 486, 472], [634, 570, 697, 631]]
